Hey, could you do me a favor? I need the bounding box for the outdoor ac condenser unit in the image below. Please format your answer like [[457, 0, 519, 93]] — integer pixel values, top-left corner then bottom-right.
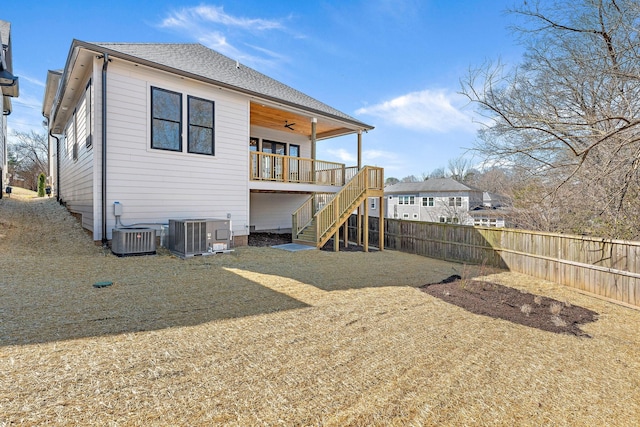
[[111, 228, 157, 256], [168, 219, 232, 258]]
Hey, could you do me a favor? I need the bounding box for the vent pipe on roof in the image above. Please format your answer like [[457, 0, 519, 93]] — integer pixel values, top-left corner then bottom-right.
[[100, 53, 109, 245]]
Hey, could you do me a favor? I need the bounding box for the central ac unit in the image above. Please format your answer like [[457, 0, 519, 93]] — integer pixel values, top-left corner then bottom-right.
[[111, 228, 157, 256], [168, 219, 232, 258]]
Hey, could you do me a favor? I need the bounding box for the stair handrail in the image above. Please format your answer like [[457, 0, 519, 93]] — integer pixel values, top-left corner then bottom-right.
[[292, 166, 383, 244], [314, 166, 383, 245]]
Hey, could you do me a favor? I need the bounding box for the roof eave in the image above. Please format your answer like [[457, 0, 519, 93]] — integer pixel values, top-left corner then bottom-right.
[[73, 40, 374, 132]]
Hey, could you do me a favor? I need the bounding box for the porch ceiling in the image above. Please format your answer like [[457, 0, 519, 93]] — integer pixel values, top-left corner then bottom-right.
[[250, 102, 358, 140]]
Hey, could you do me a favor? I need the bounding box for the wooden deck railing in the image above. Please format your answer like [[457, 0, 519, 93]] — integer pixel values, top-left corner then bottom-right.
[[250, 152, 353, 186], [291, 193, 336, 236]]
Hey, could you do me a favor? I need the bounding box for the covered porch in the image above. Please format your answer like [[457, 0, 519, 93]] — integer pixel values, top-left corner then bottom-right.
[[248, 101, 384, 251]]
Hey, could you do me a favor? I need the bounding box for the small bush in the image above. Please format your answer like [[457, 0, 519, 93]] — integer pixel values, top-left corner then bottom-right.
[[37, 173, 46, 197]]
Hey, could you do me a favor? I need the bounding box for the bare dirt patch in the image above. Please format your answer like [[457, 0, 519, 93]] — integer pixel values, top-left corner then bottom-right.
[[420, 276, 599, 337]]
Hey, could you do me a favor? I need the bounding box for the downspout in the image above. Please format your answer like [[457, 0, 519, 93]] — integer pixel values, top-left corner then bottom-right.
[[42, 112, 62, 202], [50, 131, 61, 202], [100, 53, 109, 245]]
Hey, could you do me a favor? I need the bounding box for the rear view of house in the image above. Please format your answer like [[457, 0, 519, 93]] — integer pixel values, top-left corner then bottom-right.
[[42, 41, 384, 250]]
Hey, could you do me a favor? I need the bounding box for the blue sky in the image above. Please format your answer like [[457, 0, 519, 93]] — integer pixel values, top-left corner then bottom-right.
[[4, 0, 523, 179]]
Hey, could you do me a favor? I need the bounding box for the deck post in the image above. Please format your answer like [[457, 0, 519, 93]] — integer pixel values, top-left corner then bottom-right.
[[343, 221, 348, 248], [379, 195, 385, 251], [357, 205, 362, 245], [364, 193, 369, 252], [334, 197, 339, 251]]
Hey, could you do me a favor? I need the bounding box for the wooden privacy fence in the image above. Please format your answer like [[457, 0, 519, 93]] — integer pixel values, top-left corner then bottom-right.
[[349, 216, 640, 308]]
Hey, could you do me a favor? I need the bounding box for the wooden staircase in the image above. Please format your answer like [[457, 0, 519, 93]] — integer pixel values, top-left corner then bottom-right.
[[292, 166, 384, 249]]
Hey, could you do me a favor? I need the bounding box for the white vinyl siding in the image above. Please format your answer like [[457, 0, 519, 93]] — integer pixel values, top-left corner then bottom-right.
[[250, 192, 309, 231], [58, 77, 94, 231], [96, 60, 249, 240]]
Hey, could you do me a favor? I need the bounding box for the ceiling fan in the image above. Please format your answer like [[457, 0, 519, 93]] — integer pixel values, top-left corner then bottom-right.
[[284, 120, 296, 131]]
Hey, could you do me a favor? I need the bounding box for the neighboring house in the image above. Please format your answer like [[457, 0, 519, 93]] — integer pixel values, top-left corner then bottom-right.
[[0, 19, 19, 199], [383, 178, 486, 225], [42, 40, 383, 248]]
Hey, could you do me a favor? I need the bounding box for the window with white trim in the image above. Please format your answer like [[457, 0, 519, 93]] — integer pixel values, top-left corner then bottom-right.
[[448, 196, 462, 207], [422, 197, 434, 207], [398, 195, 415, 205]]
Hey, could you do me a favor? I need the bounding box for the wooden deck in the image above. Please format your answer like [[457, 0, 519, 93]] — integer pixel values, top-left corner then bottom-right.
[[250, 151, 358, 186]]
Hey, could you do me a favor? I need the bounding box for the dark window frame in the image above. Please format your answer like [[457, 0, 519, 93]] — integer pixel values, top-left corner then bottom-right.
[[187, 95, 215, 156], [151, 86, 183, 152], [72, 109, 78, 162], [85, 80, 92, 149], [262, 139, 286, 155]]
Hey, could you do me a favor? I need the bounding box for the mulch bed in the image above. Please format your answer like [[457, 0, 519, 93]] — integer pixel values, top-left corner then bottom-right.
[[420, 276, 599, 337], [248, 232, 291, 247]]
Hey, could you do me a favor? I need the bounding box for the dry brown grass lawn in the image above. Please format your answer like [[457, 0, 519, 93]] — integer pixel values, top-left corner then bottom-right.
[[1, 188, 640, 426]]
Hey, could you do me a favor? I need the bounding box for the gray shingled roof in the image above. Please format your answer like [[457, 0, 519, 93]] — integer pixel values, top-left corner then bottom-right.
[[385, 178, 475, 194], [81, 41, 372, 129]]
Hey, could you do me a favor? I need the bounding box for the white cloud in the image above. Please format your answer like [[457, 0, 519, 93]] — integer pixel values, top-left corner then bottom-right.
[[158, 5, 287, 66], [159, 5, 282, 31], [356, 89, 477, 134]]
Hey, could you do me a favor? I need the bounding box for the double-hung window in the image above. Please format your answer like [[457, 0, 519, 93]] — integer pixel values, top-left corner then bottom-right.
[[151, 88, 215, 155], [448, 196, 462, 207], [188, 96, 215, 155], [423, 197, 434, 207], [398, 195, 415, 205], [151, 87, 182, 152]]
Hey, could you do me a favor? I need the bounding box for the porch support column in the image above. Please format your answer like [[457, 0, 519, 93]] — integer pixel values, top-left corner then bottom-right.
[[311, 118, 317, 182], [357, 130, 362, 169]]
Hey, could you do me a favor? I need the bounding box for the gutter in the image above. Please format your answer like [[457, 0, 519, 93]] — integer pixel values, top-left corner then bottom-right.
[[100, 53, 109, 245]]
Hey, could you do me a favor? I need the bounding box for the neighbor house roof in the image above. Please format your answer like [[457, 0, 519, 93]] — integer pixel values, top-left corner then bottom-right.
[[385, 178, 477, 194], [72, 41, 373, 130]]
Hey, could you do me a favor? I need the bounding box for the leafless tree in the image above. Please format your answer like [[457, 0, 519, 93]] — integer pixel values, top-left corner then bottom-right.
[[401, 174, 421, 183], [9, 130, 49, 191], [427, 167, 446, 179], [447, 157, 476, 182], [461, 0, 640, 239]]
